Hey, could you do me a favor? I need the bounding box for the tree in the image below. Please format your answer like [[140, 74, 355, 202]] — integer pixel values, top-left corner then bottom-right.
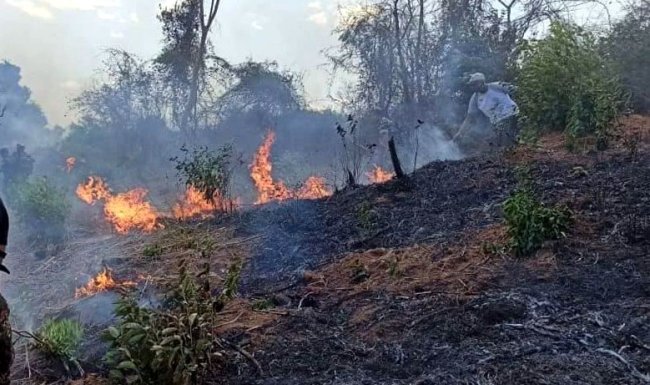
[[156, 0, 223, 134], [0, 61, 51, 148], [602, 0, 650, 112]]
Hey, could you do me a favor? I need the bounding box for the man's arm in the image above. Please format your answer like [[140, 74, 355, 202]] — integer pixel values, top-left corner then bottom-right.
[[454, 93, 480, 141]]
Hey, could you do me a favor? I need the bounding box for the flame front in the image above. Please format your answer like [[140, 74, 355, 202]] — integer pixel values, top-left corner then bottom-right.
[[104, 188, 160, 234], [76, 176, 160, 234], [76, 176, 111, 204], [75, 268, 136, 298], [250, 131, 332, 204], [66, 157, 77, 173], [367, 165, 395, 184], [250, 131, 294, 204], [172, 185, 238, 219]]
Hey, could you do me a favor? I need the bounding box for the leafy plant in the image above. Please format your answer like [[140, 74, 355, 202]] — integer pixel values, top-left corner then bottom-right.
[[503, 174, 571, 256], [517, 22, 624, 149], [356, 200, 378, 235], [172, 145, 235, 211], [104, 262, 226, 385], [14, 177, 70, 248], [36, 319, 84, 371]]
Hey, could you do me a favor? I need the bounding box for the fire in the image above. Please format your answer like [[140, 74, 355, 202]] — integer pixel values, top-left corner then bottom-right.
[[367, 165, 395, 184], [65, 157, 76, 173], [75, 268, 136, 298], [76, 176, 161, 234], [172, 185, 238, 219], [250, 131, 293, 204], [104, 188, 160, 234], [76, 176, 111, 204], [250, 131, 332, 204], [297, 176, 330, 200]]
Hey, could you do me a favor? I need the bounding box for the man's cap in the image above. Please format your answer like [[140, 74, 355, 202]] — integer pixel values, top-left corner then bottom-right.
[[467, 72, 486, 84]]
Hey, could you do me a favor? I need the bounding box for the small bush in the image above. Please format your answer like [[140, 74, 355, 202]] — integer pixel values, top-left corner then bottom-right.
[[37, 319, 84, 370], [104, 262, 229, 384], [14, 178, 70, 248], [503, 178, 571, 257], [172, 145, 235, 211], [517, 22, 624, 149]]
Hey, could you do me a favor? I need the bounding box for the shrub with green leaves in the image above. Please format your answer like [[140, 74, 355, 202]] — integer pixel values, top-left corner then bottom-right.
[[37, 319, 84, 371], [172, 145, 234, 211], [503, 180, 571, 257], [14, 178, 70, 247], [517, 22, 624, 149], [104, 263, 228, 384]]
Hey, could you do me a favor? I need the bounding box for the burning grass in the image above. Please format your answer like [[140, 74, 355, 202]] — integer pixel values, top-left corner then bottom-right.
[[366, 165, 394, 183], [250, 131, 332, 204], [74, 268, 137, 299], [76, 177, 161, 234]]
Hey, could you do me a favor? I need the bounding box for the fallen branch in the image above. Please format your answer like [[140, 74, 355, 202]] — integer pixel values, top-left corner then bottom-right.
[[226, 340, 264, 376], [597, 348, 650, 383]]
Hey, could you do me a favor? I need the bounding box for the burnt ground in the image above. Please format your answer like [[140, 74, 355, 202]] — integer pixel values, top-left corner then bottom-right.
[[218, 116, 650, 384]]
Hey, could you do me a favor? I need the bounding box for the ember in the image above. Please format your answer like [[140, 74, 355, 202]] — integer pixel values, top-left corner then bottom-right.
[[75, 268, 136, 298], [367, 165, 395, 184], [250, 131, 332, 204], [76, 176, 161, 234]]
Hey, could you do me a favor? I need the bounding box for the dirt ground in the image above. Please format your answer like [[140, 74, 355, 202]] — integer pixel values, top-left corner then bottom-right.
[[5, 115, 650, 384]]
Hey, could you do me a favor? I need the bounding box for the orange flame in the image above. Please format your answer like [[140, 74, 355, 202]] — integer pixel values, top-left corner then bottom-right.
[[76, 176, 161, 234], [76, 176, 111, 204], [367, 165, 394, 184], [65, 157, 76, 173], [172, 185, 238, 220], [297, 176, 331, 200], [250, 131, 332, 204], [75, 268, 136, 298]]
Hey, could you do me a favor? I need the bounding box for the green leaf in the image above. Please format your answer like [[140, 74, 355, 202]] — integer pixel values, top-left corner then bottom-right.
[[117, 360, 138, 371]]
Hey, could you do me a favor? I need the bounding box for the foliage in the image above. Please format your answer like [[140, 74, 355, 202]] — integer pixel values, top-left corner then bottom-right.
[[14, 178, 69, 247], [356, 200, 378, 235], [172, 144, 234, 208], [37, 319, 84, 370], [503, 170, 571, 256], [602, 1, 650, 113], [219, 259, 242, 302], [517, 22, 624, 149], [104, 262, 227, 385]]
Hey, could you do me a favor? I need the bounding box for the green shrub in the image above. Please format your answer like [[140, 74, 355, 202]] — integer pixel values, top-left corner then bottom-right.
[[517, 22, 624, 149], [37, 319, 84, 370], [503, 178, 571, 257], [104, 263, 228, 384], [172, 145, 234, 211], [14, 178, 70, 247]]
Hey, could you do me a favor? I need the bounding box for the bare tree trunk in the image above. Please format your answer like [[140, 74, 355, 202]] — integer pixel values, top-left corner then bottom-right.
[[388, 137, 406, 179], [415, 0, 425, 102], [182, 0, 222, 134], [393, 0, 413, 104]]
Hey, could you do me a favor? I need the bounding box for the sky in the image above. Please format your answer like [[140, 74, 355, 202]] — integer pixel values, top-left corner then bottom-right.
[[0, 0, 358, 126]]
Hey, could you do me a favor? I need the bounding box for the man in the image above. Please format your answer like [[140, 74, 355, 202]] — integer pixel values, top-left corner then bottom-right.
[[0, 196, 10, 385], [454, 72, 519, 149]]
